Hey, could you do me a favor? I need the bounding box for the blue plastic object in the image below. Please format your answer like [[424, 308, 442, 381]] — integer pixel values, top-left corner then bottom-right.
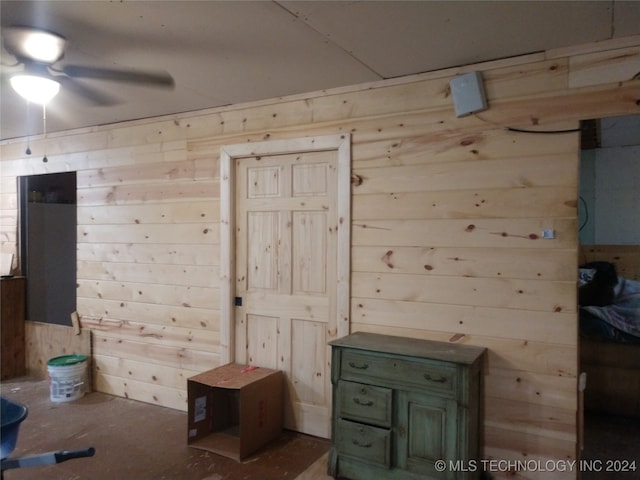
[[1, 397, 28, 460]]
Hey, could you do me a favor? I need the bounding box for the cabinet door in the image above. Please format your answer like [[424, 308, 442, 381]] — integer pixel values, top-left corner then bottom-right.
[[396, 391, 458, 478]]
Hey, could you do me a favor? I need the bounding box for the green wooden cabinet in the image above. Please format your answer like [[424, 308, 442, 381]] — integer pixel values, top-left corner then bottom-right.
[[328, 332, 485, 480]]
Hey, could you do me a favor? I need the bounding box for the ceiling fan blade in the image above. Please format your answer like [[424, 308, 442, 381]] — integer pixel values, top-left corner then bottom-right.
[[62, 65, 175, 88], [57, 76, 121, 106]]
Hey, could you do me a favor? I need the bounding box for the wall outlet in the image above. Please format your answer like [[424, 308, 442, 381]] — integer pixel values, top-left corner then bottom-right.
[[542, 229, 555, 239]]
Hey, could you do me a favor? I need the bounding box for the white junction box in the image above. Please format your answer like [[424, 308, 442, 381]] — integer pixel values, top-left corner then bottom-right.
[[450, 71, 488, 117]]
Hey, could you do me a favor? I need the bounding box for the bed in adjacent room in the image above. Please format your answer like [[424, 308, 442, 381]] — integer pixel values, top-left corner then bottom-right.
[[578, 245, 640, 419]]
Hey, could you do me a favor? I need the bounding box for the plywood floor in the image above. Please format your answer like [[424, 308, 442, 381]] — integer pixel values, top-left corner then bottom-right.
[[1, 377, 332, 480], [5, 377, 637, 480]]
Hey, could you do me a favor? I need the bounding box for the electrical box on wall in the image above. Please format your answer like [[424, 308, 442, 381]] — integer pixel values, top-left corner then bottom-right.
[[450, 71, 488, 117], [542, 229, 556, 239]]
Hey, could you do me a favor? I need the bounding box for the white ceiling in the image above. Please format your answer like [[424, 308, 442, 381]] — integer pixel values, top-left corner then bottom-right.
[[1, 1, 639, 142]]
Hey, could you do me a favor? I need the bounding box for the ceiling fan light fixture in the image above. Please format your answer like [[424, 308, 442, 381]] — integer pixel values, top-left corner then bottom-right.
[[23, 31, 65, 63], [4, 27, 66, 63], [10, 74, 61, 105]]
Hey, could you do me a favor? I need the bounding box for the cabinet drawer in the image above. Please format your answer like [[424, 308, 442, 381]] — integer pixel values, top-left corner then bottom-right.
[[336, 419, 391, 468], [338, 381, 392, 427], [341, 350, 456, 397]]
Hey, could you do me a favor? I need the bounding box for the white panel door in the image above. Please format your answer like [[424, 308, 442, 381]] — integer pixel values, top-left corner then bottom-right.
[[220, 135, 351, 439]]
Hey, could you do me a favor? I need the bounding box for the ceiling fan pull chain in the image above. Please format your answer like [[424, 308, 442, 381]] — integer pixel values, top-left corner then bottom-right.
[[25, 100, 31, 155], [42, 104, 48, 163]]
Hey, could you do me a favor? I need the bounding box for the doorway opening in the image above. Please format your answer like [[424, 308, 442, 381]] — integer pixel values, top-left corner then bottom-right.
[[18, 171, 77, 326], [577, 114, 640, 470]]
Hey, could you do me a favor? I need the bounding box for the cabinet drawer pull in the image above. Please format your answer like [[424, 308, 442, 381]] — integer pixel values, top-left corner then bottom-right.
[[352, 439, 372, 448], [348, 361, 369, 370], [353, 397, 374, 406], [424, 373, 447, 383]]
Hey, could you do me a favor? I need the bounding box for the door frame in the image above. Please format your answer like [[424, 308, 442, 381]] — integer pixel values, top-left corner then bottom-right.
[[219, 134, 352, 364]]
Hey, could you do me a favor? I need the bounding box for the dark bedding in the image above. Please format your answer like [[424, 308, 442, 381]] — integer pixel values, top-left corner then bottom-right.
[[579, 262, 640, 344]]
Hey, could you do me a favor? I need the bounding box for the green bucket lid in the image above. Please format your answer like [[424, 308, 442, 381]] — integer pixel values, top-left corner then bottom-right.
[[47, 354, 87, 367]]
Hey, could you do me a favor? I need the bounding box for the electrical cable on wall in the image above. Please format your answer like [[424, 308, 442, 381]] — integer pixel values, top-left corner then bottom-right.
[[473, 113, 582, 134], [505, 126, 581, 134], [579, 196, 589, 232]]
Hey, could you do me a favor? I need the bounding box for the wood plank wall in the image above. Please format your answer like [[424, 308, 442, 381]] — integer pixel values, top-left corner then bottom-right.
[[2, 35, 639, 479]]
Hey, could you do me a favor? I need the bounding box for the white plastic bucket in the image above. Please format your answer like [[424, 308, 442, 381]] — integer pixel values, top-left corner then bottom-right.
[[47, 354, 88, 402]]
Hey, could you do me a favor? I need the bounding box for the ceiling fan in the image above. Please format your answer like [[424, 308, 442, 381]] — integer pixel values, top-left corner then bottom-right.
[[1, 25, 175, 106]]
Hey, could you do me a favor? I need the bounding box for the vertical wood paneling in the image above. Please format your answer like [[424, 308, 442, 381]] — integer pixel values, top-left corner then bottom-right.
[[2, 36, 638, 478]]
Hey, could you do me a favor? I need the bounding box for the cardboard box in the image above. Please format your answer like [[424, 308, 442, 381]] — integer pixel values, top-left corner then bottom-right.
[[187, 363, 284, 460]]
